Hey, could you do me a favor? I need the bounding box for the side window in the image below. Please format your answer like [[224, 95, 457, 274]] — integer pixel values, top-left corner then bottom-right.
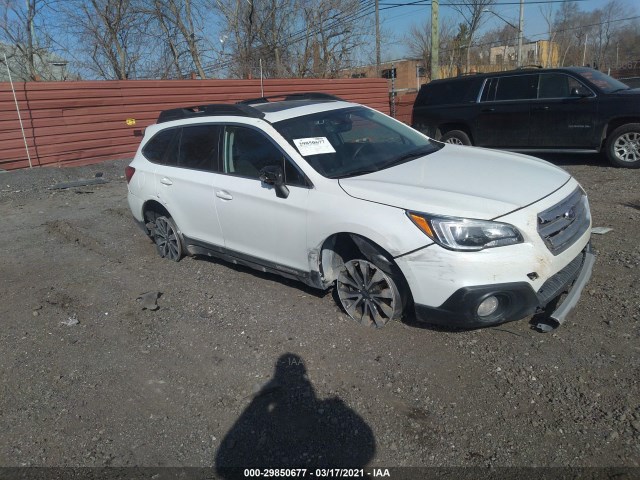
[[538, 74, 570, 99], [480, 78, 498, 102], [177, 124, 220, 172], [142, 128, 178, 164], [494, 74, 538, 101], [567, 77, 593, 96], [223, 126, 307, 187]]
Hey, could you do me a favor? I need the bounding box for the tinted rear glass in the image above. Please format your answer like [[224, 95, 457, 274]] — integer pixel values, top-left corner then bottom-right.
[[416, 77, 481, 106], [142, 128, 177, 163], [494, 74, 538, 101]]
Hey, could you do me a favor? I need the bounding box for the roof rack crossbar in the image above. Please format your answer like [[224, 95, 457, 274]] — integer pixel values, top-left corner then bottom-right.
[[238, 92, 343, 105], [157, 103, 264, 123]]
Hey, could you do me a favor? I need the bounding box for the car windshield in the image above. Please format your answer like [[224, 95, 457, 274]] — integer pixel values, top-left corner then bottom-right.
[[273, 106, 441, 178], [576, 69, 630, 93]]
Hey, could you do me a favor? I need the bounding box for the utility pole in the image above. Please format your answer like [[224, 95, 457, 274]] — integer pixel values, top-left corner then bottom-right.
[[517, 0, 524, 67], [375, 0, 381, 77], [431, 0, 439, 80]]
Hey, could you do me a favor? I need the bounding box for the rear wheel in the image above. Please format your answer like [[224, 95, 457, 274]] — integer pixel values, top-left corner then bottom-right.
[[336, 258, 404, 328], [605, 123, 640, 168], [154, 215, 183, 262]]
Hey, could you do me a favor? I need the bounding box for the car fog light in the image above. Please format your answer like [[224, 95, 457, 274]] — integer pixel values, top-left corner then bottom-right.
[[477, 296, 499, 317]]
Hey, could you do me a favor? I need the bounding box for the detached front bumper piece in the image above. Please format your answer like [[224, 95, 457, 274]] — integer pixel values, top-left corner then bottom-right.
[[414, 244, 595, 330], [542, 243, 596, 331]]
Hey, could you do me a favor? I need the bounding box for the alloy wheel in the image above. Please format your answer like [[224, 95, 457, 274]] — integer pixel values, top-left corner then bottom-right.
[[613, 132, 640, 163], [154, 216, 182, 261], [337, 259, 398, 328]]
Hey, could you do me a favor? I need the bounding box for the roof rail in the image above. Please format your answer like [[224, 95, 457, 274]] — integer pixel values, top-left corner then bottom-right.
[[238, 92, 343, 105], [157, 103, 264, 123]]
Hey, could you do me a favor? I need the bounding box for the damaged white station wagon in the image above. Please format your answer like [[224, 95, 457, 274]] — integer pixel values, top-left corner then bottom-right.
[[126, 93, 595, 331]]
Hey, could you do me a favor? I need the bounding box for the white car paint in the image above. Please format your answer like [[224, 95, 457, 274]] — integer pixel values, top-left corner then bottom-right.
[[127, 97, 593, 329]]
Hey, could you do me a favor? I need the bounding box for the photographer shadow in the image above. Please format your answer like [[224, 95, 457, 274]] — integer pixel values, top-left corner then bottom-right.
[[215, 353, 375, 477]]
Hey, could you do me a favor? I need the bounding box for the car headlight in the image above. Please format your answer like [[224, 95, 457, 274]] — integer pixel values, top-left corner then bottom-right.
[[407, 212, 523, 251]]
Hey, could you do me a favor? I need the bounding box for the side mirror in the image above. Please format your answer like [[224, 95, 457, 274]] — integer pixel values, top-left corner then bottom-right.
[[259, 165, 289, 199]]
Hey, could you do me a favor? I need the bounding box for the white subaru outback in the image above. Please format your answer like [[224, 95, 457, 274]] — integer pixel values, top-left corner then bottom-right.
[[126, 93, 595, 330]]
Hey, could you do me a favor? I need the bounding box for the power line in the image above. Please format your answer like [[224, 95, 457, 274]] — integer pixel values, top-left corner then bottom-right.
[[203, 0, 378, 76]]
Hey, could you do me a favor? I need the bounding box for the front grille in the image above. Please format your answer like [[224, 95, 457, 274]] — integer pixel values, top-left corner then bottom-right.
[[537, 188, 590, 255]]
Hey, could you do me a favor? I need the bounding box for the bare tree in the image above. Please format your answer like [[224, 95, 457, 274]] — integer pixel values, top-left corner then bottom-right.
[[215, 0, 295, 79], [539, 3, 556, 67], [215, 0, 369, 79], [0, 0, 59, 80], [449, 0, 494, 73], [142, 0, 208, 79], [292, 0, 368, 78], [60, 0, 150, 80], [406, 17, 455, 79]]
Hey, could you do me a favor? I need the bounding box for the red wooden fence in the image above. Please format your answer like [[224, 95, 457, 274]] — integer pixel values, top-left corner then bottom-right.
[[0, 78, 390, 170]]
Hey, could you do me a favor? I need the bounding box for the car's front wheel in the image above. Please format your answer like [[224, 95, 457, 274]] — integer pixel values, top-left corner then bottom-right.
[[336, 258, 405, 328], [440, 129, 472, 146], [605, 123, 640, 168], [153, 215, 183, 262]]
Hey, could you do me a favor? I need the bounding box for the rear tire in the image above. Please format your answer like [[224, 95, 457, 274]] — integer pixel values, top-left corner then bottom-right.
[[154, 216, 183, 262], [441, 129, 472, 146], [605, 123, 640, 168]]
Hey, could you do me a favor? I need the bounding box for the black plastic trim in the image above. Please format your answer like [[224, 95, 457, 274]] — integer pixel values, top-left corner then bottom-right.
[[182, 235, 322, 288], [238, 93, 343, 105], [414, 282, 540, 328], [157, 104, 264, 123]]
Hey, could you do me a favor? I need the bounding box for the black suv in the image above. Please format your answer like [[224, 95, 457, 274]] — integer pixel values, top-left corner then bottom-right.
[[412, 67, 640, 168]]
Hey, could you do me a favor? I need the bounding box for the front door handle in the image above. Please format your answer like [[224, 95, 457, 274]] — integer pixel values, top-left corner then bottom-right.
[[216, 190, 233, 200], [532, 106, 550, 111], [160, 177, 173, 186], [481, 108, 495, 113]]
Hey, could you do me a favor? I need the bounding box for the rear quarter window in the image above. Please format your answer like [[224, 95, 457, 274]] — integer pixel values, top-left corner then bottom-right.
[[416, 77, 482, 106], [142, 128, 178, 163]]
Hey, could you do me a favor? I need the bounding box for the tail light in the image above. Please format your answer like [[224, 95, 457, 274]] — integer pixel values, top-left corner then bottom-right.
[[125, 166, 136, 184]]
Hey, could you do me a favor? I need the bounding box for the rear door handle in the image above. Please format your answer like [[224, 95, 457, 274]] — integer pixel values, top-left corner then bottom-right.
[[532, 106, 550, 111], [216, 190, 233, 200], [160, 177, 173, 186]]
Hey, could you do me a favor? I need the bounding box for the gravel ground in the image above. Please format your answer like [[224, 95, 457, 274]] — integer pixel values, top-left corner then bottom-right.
[[0, 153, 638, 474]]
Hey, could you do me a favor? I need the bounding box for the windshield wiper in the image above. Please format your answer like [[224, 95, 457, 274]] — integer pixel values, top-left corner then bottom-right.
[[609, 87, 630, 93], [332, 168, 379, 179], [383, 147, 435, 168]]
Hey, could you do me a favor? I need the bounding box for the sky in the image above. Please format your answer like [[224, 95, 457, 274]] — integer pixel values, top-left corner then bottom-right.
[[377, 0, 634, 60]]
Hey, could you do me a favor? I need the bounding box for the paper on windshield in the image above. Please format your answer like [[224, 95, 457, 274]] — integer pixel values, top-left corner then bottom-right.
[[293, 137, 336, 156]]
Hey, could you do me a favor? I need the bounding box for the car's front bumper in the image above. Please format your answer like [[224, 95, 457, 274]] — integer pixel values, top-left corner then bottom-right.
[[413, 244, 595, 328]]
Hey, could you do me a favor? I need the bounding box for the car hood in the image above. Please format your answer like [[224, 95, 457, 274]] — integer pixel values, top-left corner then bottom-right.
[[338, 145, 571, 219]]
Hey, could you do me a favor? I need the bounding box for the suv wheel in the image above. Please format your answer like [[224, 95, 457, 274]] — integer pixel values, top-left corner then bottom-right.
[[441, 130, 472, 146], [336, 258, 405, 328], [154, 216, 184, 262], [605, 123, 640, 168]]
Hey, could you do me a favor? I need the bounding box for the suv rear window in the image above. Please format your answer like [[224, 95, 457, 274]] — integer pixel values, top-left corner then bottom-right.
[[415, 77, 481, 106]]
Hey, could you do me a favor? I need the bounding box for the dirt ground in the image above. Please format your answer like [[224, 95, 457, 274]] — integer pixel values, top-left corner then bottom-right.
[[0, 152, 638, 473]]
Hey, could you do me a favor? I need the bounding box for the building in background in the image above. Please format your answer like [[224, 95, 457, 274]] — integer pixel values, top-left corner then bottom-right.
[[0, 43, 70, 81], [342, 58, 426, 95], [489, 40, 560, 68]]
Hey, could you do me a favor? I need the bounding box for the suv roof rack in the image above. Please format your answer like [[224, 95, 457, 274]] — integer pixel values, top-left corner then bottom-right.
[[157, 103, 264, 123], [238, 92, 343, 105]]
